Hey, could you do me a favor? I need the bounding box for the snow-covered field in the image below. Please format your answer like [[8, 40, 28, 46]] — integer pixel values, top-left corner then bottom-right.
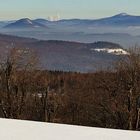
[[0, 118, 140, 140]]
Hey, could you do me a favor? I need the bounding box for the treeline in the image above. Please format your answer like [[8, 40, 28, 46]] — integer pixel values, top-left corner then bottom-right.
[[0, 47, 140, 130]]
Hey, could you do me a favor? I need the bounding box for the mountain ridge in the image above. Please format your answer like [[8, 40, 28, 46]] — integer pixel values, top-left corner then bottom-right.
[[0, 33, 128, 72], [4, 18, 48, 29], [3, 13, 140, 28]]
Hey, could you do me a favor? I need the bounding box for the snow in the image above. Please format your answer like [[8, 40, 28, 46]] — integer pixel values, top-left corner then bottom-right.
[[26, 19, 33, 24], [0, 118, 140, 140], [119, 13, 128, 16], [91, 48, 129, 55]]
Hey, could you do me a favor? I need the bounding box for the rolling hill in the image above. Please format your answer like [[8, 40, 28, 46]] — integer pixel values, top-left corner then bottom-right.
[[0, 34, 128, 72]]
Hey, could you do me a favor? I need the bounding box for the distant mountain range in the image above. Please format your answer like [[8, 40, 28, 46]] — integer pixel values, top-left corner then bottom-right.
[[4, 18, 48, 29], [1, 13, 140, 48], [2, 13, 140, 29], [0, 34, 128, 72], [74, 13, 140, 27]]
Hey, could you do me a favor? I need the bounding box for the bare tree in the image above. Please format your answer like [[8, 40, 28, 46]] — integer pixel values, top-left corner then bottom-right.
[[115, 47, 140, 130], [0, 47, 38, 119]]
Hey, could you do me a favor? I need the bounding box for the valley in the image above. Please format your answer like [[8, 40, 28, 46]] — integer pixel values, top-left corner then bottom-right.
[[1, 13, 140, 47]]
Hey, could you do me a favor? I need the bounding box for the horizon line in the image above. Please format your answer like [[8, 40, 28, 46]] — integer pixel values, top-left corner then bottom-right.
[[0, 12, 139, 21]]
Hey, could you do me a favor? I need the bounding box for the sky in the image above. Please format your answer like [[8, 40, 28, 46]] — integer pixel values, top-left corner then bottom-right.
[[0, 0, 140, 20]]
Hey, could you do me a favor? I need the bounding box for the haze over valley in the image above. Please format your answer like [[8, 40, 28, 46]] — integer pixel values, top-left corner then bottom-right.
[[1, 13, 140, 48]]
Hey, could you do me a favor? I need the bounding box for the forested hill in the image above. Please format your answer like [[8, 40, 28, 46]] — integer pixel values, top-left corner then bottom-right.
[[0, 34, 128, 72]]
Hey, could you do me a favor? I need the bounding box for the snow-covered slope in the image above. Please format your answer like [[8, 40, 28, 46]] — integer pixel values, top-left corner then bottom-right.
[[0, 118, 140, 140], [91, 48, 129, 55], [4, 18, 47, 29]]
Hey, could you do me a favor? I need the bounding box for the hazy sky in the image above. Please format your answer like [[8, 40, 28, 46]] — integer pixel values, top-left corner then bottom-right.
[[0, 0, 140, 20]]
